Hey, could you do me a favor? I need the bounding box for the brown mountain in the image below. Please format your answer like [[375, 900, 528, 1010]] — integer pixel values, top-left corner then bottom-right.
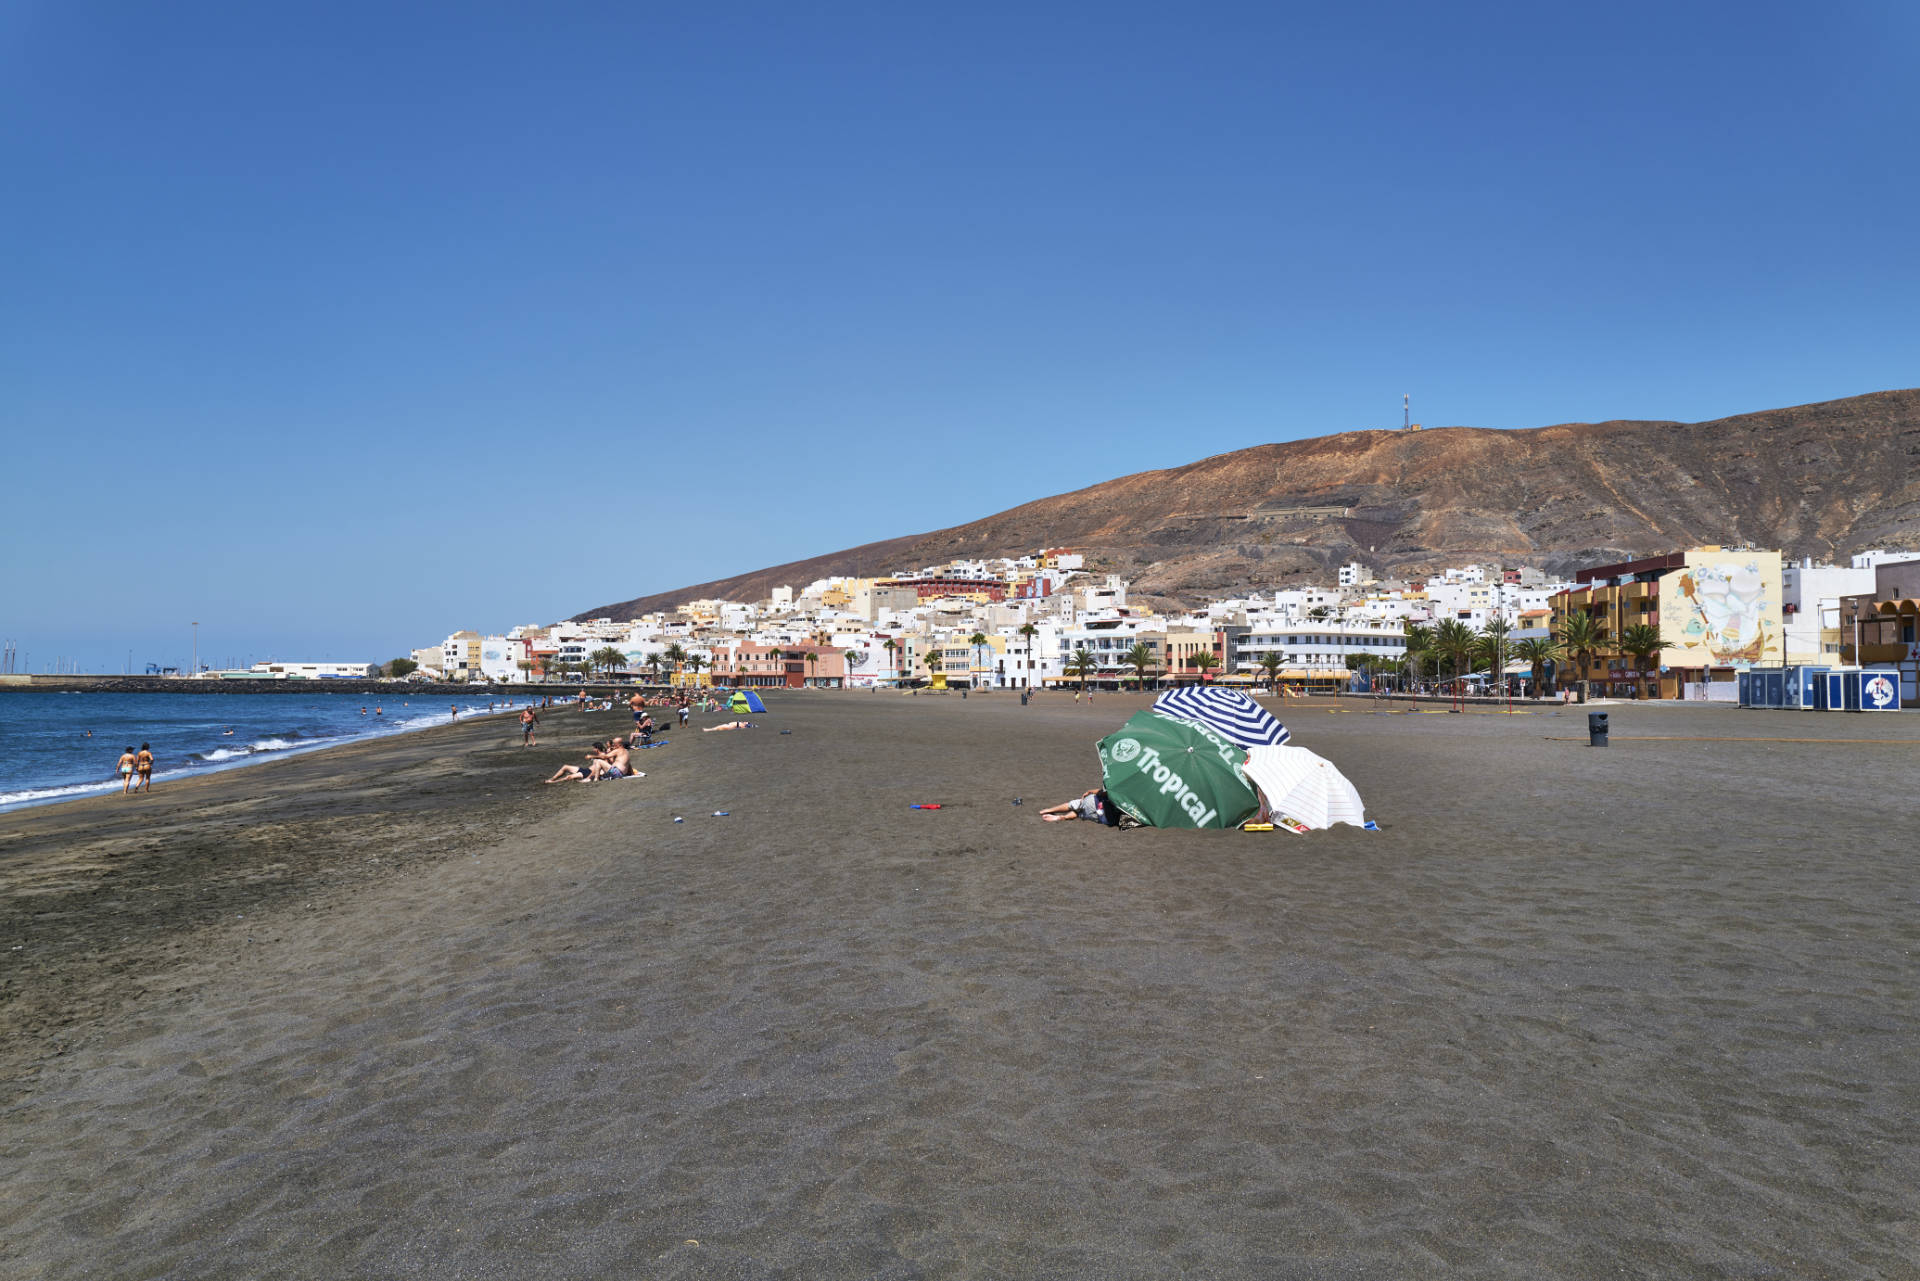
[[577, 389, 1920, 618]]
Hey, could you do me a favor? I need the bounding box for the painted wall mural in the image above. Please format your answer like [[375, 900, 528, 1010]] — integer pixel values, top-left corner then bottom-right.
[[1658, 553, 1782, 670]]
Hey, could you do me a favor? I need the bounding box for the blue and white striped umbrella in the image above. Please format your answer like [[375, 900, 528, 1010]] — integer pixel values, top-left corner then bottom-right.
[[1152, 687, 1290, 747]]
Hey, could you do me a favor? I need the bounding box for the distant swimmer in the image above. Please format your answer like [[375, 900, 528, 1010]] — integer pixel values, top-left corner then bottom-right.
[[223, 727, 234, 735], [117, 746, 137, 794], [360, 707, 368, 715], [374, 707, 382, 715]]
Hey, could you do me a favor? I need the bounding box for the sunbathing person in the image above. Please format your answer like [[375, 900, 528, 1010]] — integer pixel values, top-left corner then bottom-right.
[[702, 720, 756, 732], [544, 741, 618, 783], [1039, 788, 1116, 823], [599, 740, 633, 778]]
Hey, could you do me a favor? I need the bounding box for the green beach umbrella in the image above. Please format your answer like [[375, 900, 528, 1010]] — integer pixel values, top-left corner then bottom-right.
[[1096, 710, 1260, 830]]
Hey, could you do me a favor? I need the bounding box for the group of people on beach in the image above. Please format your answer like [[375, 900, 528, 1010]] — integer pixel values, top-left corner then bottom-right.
[[542, 737, 639, 783], [115, 744, 154, 794], [539, 690, 697, 781]]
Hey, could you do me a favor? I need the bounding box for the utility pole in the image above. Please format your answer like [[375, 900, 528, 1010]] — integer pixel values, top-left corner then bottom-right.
[[192, 622, 199, 679]]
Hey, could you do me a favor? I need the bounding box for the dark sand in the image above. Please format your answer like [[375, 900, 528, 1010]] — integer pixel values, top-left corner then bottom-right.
[[3, 694, 1917, 1278]]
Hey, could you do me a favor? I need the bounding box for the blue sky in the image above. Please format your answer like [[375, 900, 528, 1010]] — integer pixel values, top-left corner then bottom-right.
[[3, 2, 1916, 671]]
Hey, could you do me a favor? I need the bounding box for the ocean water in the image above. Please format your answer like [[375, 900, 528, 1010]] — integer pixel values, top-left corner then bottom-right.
[[0, 690, 538, 812]]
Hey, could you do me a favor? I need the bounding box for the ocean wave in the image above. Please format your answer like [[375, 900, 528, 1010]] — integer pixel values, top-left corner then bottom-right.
[[0, 779, 123, 807], [248, 737, 302, 752]]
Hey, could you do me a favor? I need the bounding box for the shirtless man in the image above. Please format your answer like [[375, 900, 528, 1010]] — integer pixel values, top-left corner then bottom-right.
[[116, 746, 138, 794], [520, 706, 539, 746], [599, 739, 633, 779], [629, 691, 646, 733], [135, 743, 155, 793]]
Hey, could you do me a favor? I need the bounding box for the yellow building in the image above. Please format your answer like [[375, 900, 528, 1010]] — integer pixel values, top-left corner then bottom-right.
[[1554, 547, 1783, 698]]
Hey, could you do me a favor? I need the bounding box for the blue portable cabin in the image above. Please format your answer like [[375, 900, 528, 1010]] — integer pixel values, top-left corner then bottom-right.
[[1761, 669, 1786, 708], [1784, 666, 1824, 710], [1860, 668, 1901, 712], [1736, 671, 1754, 708]]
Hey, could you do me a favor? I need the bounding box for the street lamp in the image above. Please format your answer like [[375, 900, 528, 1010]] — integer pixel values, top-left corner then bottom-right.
[[191, 622, 199, 678]]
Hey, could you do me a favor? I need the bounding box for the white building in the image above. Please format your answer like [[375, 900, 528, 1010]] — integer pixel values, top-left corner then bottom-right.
[[249, 660, 380, 679], [478, 636, 529, 683], [1783, 559, 1876, 664], [1850, 550, 1920, 571], [1232, 622, 1406, 679]]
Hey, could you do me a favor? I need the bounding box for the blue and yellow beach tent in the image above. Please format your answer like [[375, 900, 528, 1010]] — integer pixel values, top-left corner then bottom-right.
[[728, 689, 769, 714]]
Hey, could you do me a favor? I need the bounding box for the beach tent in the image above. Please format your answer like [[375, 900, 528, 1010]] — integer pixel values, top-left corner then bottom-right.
[[727, 689, 768, 714], [1240, 745, 1366, 830], [1152, 686, 1290, 747], [1096, 711, 1260, 830]]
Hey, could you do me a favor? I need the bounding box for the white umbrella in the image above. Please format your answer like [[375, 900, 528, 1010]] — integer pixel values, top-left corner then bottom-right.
[[1240, 745, 1367, 830]]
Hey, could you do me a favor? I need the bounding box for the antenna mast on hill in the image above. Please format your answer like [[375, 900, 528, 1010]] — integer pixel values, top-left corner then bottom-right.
[[1404, 394, 1409, 430]]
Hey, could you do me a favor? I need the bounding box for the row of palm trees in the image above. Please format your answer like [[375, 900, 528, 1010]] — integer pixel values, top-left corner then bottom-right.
[[1395, 615, 1666, 698]]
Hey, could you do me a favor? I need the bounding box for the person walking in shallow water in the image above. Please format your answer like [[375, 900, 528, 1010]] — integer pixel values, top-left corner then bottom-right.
[[116, 746, 137, 794], [135, 743, 154, 793]]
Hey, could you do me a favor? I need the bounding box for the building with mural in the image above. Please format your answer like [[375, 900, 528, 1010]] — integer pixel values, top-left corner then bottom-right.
[[1555, 547, 1783, 699]]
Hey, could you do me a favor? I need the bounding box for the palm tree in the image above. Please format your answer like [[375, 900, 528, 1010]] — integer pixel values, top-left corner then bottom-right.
[[1065, 646, 1098, 695], [805, 649, 819, 686], [1512, 637, 1562, 699], [591, 646, 625, 678], [968, 632, 988, 686], [645, 653, 664, 685], [1555, 612, 1602, 695], [1188, 651, 1219, 682], [1402, 623, 1434, 690], [1017, 623, 1039, 689], [843, 649, 863, 688], [1257, 650, 1284, 691], [882, 638, 899, 682], [685, 653, 707, 686], [1432, 619, 1479, 689], [1619, 623, 1666, 700], [663, 642, 688, 687], [922, 649, 943, 686], [1480, 618, 1512, 689], [1122, 641, 1155, 691]]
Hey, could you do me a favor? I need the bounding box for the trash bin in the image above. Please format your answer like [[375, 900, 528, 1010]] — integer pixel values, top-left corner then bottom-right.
[[1588, 711, 1609, 746]]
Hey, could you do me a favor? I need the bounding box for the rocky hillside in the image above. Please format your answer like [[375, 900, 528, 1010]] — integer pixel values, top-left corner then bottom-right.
[[577, 389, 1920, 617]]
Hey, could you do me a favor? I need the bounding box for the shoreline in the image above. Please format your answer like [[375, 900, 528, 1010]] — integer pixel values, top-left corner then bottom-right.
[[0, 697, 536, 815]]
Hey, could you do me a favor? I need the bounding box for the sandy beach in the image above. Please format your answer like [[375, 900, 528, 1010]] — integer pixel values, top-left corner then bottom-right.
[[3, 692, 1917, 1278]]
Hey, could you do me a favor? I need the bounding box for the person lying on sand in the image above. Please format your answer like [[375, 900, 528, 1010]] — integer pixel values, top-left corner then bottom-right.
[[702, 720, 756, 732], [1039, 788, 1116, 824]]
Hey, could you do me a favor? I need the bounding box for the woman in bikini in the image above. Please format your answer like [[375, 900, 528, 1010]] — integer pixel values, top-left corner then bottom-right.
[[117, 746, 138, 794], [134, 743, 154, 793]]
